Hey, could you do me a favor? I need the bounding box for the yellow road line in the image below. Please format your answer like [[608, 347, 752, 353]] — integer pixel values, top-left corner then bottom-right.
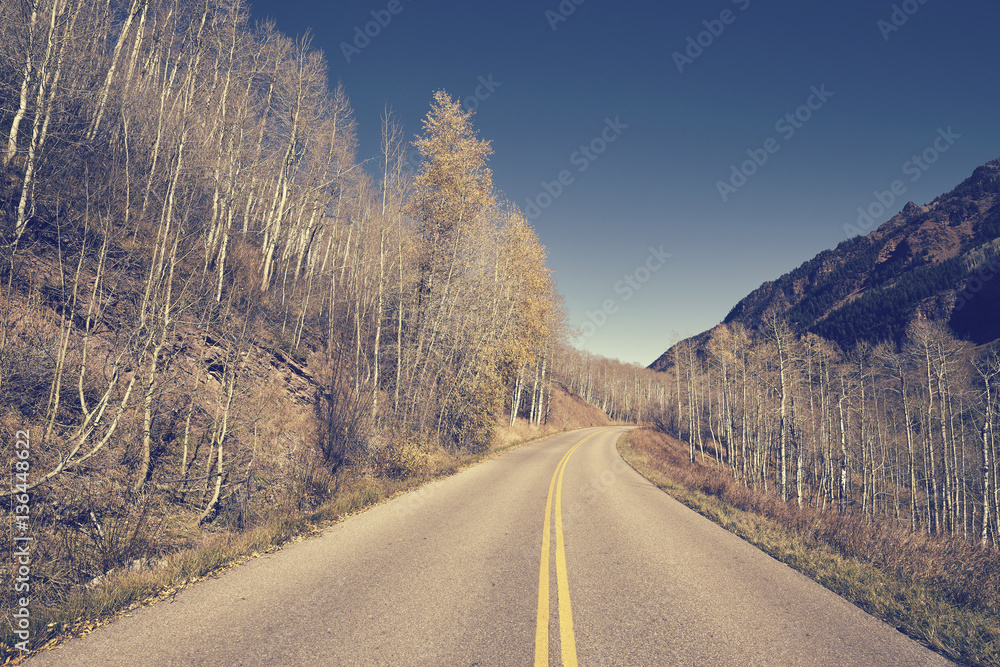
[[555, 444, 578, 666], [533, 453, 558, 665], [535, 431, 602, 666]]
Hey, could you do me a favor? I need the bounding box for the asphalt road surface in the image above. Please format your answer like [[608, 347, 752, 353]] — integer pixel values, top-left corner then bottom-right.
[[28, 426, 951, 666]]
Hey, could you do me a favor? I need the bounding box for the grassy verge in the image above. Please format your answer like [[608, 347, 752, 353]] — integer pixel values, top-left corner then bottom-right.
[[618, 428, 1000, 667], [1, 474, 393, 663], [1, 419, 584, 664]]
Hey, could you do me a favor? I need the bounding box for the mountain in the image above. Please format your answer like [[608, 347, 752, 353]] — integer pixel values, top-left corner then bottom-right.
[[650, 158, 1000, 371]]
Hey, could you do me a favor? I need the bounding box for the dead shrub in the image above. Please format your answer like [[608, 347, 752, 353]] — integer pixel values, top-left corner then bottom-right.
[[315, 353, 374, 474], [285, 448, 336, 511], [47, 482, 164, 587], [371, 439, 429, 480]]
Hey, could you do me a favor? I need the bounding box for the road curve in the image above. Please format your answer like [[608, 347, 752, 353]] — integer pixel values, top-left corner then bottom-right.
[[28, 427, 950, 666]]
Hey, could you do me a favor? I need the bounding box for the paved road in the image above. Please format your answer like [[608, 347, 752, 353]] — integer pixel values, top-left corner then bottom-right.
[[29, 427, 950, 666]]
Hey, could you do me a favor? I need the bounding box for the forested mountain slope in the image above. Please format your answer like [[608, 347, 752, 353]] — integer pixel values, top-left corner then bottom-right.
[[651, 158, 1000, 371]]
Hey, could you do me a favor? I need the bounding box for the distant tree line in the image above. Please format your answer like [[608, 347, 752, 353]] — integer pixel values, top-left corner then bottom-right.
[[552, 346, 668, 425], [563, 321, 1000, 548]]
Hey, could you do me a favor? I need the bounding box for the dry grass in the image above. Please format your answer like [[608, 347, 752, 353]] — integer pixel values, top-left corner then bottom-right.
[[620, 427, 1000, 667], [0, 474, 384, 662], [546, 383, 613, 430]]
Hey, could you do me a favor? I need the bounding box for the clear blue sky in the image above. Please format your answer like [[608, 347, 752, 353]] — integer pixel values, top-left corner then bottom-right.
[[247, 0, 1000, 366]]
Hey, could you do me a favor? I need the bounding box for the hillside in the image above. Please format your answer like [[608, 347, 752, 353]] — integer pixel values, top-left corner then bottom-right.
[[651, 158, 1000, 370], [0, 2, 575, 652]]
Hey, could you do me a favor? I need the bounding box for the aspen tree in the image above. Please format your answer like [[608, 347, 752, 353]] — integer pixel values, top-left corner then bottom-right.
[[769, 315, 798, 503], [709, 324, 738, 470], [88, 0, 145, 141], [13, 0, 75, 242], [974, 349, 999, 545], [2, 0, 40, 168], [406, 90, 494, 445], [373, 107, 406, 421], [198, 326, 248, 524], [259, 36, 327, 288]]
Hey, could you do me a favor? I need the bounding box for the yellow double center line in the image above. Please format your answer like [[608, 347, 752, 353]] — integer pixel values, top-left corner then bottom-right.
[[534, 431, 600, 667]]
